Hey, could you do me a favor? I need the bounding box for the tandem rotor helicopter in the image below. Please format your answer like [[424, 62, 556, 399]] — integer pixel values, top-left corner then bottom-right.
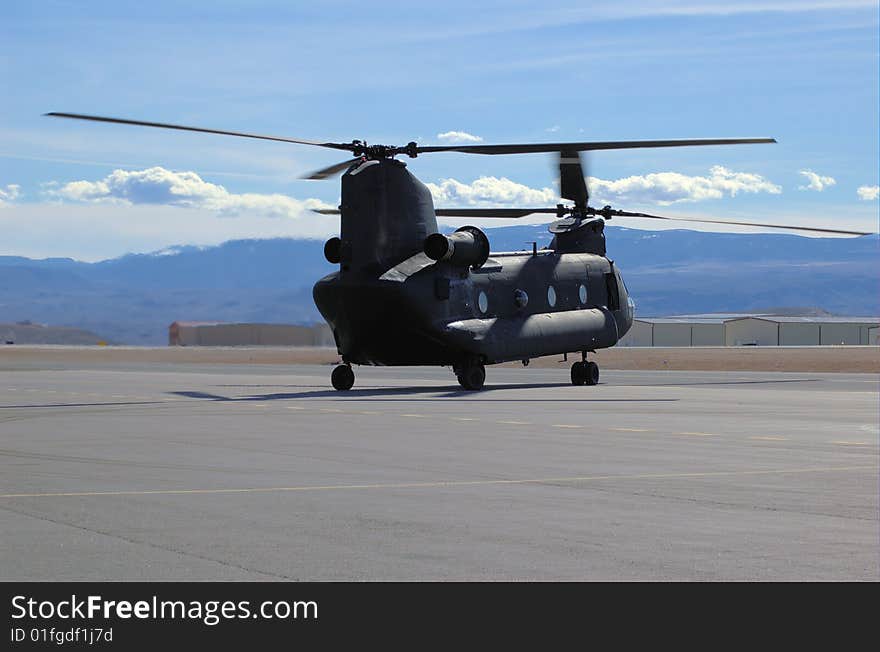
[[47, 113, 871, 391]]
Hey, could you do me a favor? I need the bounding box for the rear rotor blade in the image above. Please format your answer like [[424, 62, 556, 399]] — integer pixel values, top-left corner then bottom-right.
[[434, 208, 559, 218], [45, 112, 354, 151], [559, 150, 588, 207], [416, 137, 776, 155], [599, 208, 871, 236], [302, 158, 362, 180], [312, 207, 558, 218]]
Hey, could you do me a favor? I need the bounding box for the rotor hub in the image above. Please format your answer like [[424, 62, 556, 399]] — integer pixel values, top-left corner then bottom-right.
[[350, 140, 420, 160]]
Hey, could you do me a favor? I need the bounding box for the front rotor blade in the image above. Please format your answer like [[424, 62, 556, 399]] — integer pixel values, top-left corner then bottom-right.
[[417, 137, 776, 155], [608, 210, 871, 236], [559, 150, 588, 207], [302, 158, 361, 180], [45, 113, 354, 151]]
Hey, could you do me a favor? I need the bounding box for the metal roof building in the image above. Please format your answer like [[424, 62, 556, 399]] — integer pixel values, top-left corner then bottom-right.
[[617, 314, 879, 347], [169, 322, 334, 347]]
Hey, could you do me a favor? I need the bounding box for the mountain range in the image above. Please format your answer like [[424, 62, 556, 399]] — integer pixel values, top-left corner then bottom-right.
[[0, 225, 876, 345]]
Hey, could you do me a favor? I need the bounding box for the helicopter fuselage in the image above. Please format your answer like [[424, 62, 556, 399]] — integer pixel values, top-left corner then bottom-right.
[[314, 249, 633, 366], [312, 158, 633, 367]]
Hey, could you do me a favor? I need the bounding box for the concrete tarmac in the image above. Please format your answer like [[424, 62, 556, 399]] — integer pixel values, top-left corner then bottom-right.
[[1, 361, 877, 580]]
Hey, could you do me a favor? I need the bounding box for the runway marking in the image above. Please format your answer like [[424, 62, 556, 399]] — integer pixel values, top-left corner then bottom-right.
[[553, 424, 582, 429], [1, 465, 875, 500], [831, 441, 872, 447], [319, 408, 342, 413], [453, 417, 477, 422], [611, 427, 652, 432], [399, 414, 426, 418], [356, 410, 380, 415], [750, 436, 790, 441], [498, 420, 532, 426], [677, 432, 716, 437], [285, 406, 305, 410]]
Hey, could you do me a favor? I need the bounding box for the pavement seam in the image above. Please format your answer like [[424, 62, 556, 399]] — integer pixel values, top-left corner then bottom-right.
[[2, 465, 876, 499]]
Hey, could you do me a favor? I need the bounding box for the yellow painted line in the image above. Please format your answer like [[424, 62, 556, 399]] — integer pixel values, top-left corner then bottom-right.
[[1, 465, 875, 500], [831, 441, 871, 446], [750, 436, 790, 441], [553, 424, 582, 429], [611, 427, 652, 433], [678, 432, 716, 437], [498, 420, 532, 426]]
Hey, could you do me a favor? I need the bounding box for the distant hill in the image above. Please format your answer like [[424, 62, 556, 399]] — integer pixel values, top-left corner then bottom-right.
[[0, 226, 876, 345]]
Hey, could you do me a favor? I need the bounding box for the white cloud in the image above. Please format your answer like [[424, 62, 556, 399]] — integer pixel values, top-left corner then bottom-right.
[[798, 169, 836, 191], [427, 176, 558, 206], [436, 131, 483, 144], [856, 185, 879, 201], [45, 167, 328, 218], [590, 166, 781, 205], [428, 166, 782, 208], [0, 184, 21, 205]]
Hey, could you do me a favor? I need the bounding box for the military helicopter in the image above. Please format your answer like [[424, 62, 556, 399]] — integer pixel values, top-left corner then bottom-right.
[[47, 113, 871, 391]]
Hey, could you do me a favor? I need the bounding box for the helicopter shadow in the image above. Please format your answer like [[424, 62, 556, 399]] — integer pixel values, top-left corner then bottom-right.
[[170, 384, 681, 403]]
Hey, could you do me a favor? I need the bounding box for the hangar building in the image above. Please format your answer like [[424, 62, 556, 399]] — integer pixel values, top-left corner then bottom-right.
[[617, 314, 879, 347], [169, 322, 334, 346]]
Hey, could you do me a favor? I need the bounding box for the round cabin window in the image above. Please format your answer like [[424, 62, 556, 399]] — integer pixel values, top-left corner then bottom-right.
[[579, 284, 588, 304], [477, 291, 489, 314], [547, 285, 557, 308]]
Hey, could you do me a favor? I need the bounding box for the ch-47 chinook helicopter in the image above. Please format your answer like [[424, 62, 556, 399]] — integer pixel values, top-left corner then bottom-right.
[[47, 113, 871, 391]]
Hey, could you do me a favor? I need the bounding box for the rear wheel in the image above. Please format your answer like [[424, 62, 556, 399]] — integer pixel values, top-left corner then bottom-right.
[[457, 362, 486, 391], [331, 364, 355, 391]]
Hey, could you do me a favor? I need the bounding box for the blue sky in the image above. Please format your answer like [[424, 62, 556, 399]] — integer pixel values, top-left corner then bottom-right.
[[1, 0, 878, 260]]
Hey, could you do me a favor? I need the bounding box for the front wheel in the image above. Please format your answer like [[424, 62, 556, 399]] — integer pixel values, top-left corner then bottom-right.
[[571, 360, 599, 386], [585, 361, 599, 385]]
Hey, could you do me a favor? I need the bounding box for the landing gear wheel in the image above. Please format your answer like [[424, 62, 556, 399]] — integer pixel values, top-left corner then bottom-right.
[[571, 361, 599, 386], [570, 361, 587, 386], [456, 362, 486, 391], [585, 361, 599, 386], [331, 364, 355, 391]]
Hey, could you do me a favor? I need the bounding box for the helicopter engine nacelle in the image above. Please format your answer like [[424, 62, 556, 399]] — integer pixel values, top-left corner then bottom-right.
[[423, 226, 490, 269]]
